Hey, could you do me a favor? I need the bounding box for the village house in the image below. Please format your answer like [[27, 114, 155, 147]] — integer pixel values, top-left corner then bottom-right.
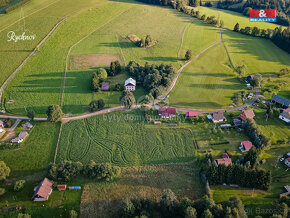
[[285, 157, 290, 167], [32, 178, 53, 201], [124, 78, 136, 91], [240, 109, 255, 121], [279, 111, 290, 123], [185, 112, 198, 118], [272, 95, 290, 108], [240, 141, 253, 152], [158, 107, 176, 118], [101, 82, 110, 91], [215, 156, 232, 167], [212, 112, 226, 123], [222, 153, 230, 159], [11, 132, 28, 143]]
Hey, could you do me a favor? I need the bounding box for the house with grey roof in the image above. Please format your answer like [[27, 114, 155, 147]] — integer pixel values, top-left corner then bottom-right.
[[272, 95, 290, 108]]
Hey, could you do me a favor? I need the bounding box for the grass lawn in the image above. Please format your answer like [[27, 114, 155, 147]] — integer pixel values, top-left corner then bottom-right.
[[0, 121, 60, 177], [62, 70, 146, 115], [170, 43, 244, 109], [80, 163, 205, 217], [56, 110, 195, 165]]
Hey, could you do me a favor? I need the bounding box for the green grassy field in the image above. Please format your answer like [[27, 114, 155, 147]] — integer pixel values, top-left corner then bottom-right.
[[0, 122, 59, 177], [170, 43, 244, 109], [57, 110, 195, 165], [80, 163, 205, 217], [0, 0, 108, 88]]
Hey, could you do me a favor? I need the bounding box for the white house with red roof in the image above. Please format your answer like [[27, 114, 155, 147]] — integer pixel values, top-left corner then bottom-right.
[[240, 141, 253, 152], [158, 107, 176, 118], [215, 153, 232, 167], [240, 109, 255, 121]]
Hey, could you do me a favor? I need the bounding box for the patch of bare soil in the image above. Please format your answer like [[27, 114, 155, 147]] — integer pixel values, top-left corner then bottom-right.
[[70, 54, 122, 69]]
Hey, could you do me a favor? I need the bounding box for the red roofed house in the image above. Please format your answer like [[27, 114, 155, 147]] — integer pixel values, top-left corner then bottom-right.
[[284, 108, 290, 113], [158, 107, 176, 118], [32, 178, 53, 201], [215, 158, 232, 166], [101, 82, 110, 91], [240, 109, 255, 121], [285, 157, 290, 167], [185, 112, 198, 118], [240, 141, 253, 152], [222, 153, 229, 159]]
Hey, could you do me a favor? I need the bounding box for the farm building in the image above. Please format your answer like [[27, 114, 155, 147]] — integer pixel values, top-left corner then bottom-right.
[[32, 178, 53, 201], [124, 78, 136, 91], [212, 112, 226, 123], [185, 112, 198, 118], [11, 132, 28, 143], [215, 158, 232, 167], [0, 128, 6, 138], [240, 141, 253, 152], [101, 82, 110, 91], [240, 109, 255, 121], [272, 95, 290, 108], [279, 111, 290, 123], [285, 158, 290, 167], [158, 107, 176, 118]]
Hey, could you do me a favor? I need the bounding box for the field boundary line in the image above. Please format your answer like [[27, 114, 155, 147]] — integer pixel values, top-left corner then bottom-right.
[[53, 122, 63, 163], [116, 34, 126, 65], [177, 21, 191, 58], [60, 6, 133, 107], [0, 0, 61, 33]]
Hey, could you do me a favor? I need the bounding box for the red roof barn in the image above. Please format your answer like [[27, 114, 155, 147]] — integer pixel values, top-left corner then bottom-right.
[[240, 109, 255, 121], [32, 178, 53, 201]]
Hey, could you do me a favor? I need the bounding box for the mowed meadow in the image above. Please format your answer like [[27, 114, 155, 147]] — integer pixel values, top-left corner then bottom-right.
[[56, 110, 195, 165], [0, 0, 108, 87]]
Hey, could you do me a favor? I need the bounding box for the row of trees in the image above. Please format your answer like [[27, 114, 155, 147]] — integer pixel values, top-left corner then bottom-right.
[[119, 189, 248, 218], [47, 160, 121, 181], [126, 61, 177, 98], [91, 68, 107, 92], [234, 23, 290, 54], [243, 118, 271, 150], [207, 163, 271, 190]]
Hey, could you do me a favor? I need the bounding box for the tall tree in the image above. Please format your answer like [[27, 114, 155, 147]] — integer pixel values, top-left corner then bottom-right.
[[185, 49, 193, 60], [120, 90, 135, 109], [234, 23, 240, 32], [0, 161, 10, 181], [46, 105, 63, 123]]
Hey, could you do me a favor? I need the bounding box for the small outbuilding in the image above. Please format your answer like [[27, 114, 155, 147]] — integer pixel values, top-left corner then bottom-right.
[[101, 82, 110, 91], [240, 141, 253, 152], [11, 132, 28, 143], [57, 185, 67, 191], [158, 107, 176, 118]]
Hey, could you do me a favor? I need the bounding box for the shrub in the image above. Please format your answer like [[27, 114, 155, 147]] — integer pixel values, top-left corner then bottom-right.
[[0, 188, 5, 196], [89, 99, 105, 112], [0, 161, 10, 181], [14, 180, 26, 191], [69, 210, 78, 218], [46, 105, 63, 123], [185, 50, 193, 60]]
